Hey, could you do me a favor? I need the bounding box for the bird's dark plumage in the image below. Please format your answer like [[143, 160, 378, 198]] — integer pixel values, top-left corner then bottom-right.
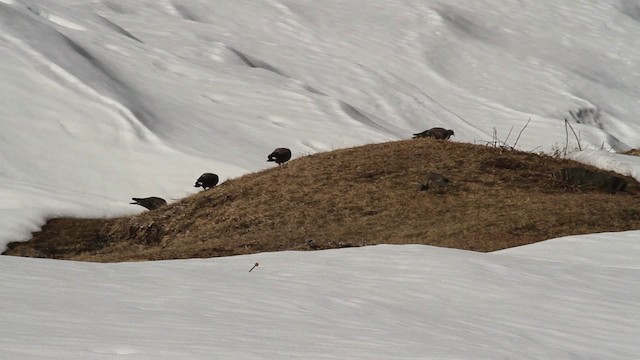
[[267, 147, 292, 165], [194, 173, 219, 190], [130, 197, 167, 210], [413, 127, 455, 140]]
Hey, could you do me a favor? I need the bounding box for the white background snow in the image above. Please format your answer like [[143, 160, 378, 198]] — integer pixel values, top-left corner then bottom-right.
[[1, 0, 639, 358]]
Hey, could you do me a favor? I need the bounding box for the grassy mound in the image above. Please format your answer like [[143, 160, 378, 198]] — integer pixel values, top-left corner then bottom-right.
[[4, 139, 640, 262]]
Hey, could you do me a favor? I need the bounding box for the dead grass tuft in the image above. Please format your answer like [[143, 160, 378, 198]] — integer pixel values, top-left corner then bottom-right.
[[624, 148, 640, 156], [4, 139, 640, 262]]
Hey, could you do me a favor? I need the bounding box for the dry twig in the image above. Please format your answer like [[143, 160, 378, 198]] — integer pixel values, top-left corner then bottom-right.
[[512, 117, 531, 150]]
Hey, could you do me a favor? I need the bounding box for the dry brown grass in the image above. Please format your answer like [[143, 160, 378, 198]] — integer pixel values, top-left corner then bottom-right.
[[624, 148, 640, 156], [4, 139, 640, 262]]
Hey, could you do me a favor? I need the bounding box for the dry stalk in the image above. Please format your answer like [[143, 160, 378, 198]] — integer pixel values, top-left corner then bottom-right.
[[503, 126, 515, 148], [512, 117, 531, 150], [564, 118, 582, 151]]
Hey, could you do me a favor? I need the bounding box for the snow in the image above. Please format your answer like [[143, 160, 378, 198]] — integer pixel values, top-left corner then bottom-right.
[[3, 244, 640, 360], [1, 0, 639, 358]]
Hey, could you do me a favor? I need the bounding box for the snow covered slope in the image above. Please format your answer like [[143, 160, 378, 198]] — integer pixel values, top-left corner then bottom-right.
[[1, 0, 640, 246], [3, 243, 640, 360], [2, 1, 640, 359]]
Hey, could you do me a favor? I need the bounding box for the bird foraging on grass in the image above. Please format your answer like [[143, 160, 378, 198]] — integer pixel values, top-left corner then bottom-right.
[[130, 197, 167, 210], [412, 127, 455, 140], [267, 147, 292, 165], [194, 173, 219, 190]]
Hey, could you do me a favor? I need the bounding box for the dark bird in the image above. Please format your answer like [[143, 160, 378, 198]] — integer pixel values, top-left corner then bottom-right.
[[194, 173, 219, 190], [130, 197, 167, 210], [267, 147, 292, 165], [412, 127, 455, 140]]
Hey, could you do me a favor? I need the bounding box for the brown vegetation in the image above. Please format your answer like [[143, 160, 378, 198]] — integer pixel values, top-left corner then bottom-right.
[[624, 148, 640, 156], [3, 139, 640, 262]]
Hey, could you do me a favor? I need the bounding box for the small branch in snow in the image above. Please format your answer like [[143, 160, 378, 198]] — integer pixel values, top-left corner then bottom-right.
[[564, 118, 582, 152]]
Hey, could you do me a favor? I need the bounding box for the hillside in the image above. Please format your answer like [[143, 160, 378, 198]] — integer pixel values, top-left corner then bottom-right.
[[4, 139, 640, 262]]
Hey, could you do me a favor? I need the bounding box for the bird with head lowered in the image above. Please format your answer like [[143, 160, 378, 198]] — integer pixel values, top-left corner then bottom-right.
[[412, 127, 455, 140], [194, 173, 219, 190], [130, 197, 166, 211], [267, 147, 292, 165]]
